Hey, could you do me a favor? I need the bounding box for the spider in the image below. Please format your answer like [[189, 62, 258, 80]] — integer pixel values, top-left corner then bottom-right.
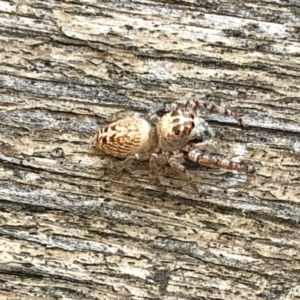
[[93, 100, 254, 192]]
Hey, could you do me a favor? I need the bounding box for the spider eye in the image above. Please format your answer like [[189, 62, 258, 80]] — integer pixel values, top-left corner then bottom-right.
[[172, 124, 182, 136]]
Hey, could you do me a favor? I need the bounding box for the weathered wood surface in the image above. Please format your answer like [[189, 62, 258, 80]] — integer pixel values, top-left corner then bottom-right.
[[1, 0, 300, 299]]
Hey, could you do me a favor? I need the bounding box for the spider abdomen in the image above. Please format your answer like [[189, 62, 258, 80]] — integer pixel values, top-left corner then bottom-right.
[[94, 116, 157, 158]]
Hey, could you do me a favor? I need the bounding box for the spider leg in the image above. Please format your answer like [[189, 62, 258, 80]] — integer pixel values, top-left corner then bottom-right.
[[168, 152, 199, 192], [186, 99, 247, 127], [149, 153, 159, 169], [118, 152, 153, 172], [188, 148, 255, 174], [149, 111, 160, 125], [149, 150, 170, 169], [149, 151, 169, 191], [123, 152, 152, 162], [198, 119, 215, 139], [183, 139, 217, 152]]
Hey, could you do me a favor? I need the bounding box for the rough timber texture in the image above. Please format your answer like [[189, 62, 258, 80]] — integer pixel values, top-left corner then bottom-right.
[[0, 0, 300, 299]]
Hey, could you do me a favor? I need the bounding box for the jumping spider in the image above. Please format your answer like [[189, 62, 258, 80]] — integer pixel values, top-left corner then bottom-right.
[[94, 100, 254, 192]]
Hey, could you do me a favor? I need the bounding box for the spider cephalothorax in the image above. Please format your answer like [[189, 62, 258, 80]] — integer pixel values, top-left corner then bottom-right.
[[155, 103, 214, 152], [94, 100, 254, 192]]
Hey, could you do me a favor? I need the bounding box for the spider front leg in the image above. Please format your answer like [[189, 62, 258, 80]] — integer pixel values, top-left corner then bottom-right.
[[168, 151, 199, 192], [187, 147, 255, 174], [185, 139, 218, 152], [186, 99, 247, 127]]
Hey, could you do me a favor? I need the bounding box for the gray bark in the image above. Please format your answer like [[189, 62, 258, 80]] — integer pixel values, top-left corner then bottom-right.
[[0, 0, 300, 299]]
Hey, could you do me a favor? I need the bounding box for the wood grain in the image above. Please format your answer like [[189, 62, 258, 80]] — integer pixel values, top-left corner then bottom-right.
[[1, 0, 300, 299]]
